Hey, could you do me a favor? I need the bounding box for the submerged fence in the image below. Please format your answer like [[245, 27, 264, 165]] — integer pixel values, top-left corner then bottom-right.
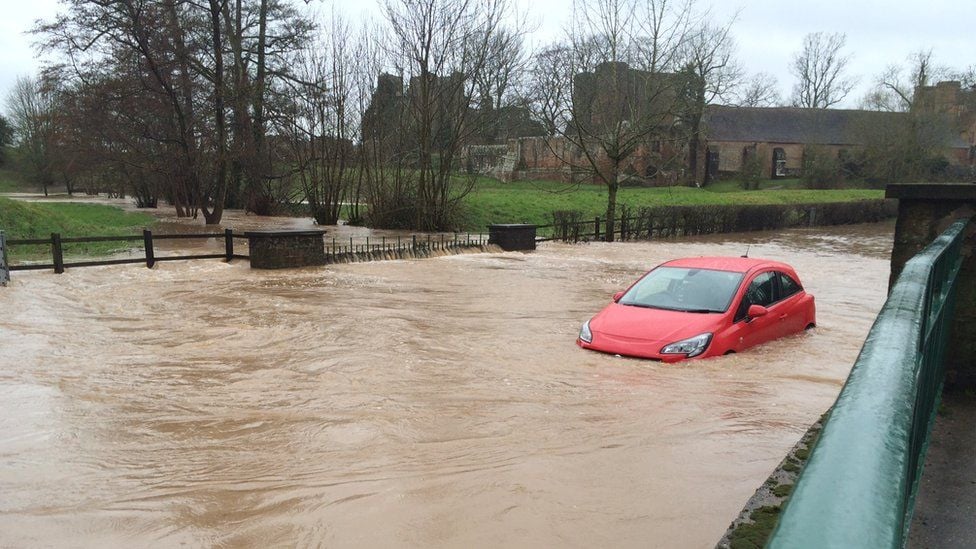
[[767, 219, 968, 548], [6, 229, 246, 274], [537, 199, 896, 242], [321, 233, 489, 264], [2, 228, 490, 276]]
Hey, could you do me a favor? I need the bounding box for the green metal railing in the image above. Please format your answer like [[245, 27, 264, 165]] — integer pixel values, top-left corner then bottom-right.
[[767, 218, 968, 548]]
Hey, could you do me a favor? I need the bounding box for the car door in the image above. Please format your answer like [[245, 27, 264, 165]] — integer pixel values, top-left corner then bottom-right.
[[774, 271, 807, 336], [732, 271, 780, 350]]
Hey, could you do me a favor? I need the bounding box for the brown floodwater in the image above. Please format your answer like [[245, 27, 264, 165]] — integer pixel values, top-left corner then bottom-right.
[[0, 222, 893, 548]]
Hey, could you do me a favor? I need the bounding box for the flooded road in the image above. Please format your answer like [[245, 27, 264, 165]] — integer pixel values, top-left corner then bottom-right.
[[0, 223, 893, 548]]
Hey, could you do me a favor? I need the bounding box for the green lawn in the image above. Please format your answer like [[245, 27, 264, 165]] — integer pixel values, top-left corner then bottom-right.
[[0, 197, 155, 261], [0, 168, 35, 193], [703, 178, 808, 192], [460, 177, 885, 229]]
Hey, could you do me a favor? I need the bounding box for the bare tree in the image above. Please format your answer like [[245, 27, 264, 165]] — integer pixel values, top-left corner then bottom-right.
[[275, 12, 360, 225], [560, 0, 700, 241], [860, 49, 951, 112], [37, 0, 221, 220], [222, 0, 314, 213], [34, 0, 313, 222], [525, 43, 574, 136], [473, 27, 528, 112], [6, 76, 55, 196], [0, 114, 13, 167], [789, 32, 856, 109], [959, 65, 976, 90], [679, 20, 741, 184], [735, 72, 781, 107], [375, 0, 511, 231]]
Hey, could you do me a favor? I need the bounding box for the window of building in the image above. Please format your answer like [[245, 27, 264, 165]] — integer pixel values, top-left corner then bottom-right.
[[772, 148, 787, 178]]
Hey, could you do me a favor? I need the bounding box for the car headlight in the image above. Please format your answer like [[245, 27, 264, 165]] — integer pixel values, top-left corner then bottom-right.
[[579, 319, 593, 344], [661, 332, 712, 358]]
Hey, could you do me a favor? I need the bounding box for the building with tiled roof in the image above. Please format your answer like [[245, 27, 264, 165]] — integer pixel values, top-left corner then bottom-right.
[[702, 104, 972, 180]]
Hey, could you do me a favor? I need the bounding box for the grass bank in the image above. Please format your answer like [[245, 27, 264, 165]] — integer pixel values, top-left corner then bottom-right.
[[461, 178, 885, 229], [0, 197, 155, 261], [0, 168, 36, 193]]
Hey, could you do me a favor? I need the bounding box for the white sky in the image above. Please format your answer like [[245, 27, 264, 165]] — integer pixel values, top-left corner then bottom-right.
[[1, 0, 973, 111]]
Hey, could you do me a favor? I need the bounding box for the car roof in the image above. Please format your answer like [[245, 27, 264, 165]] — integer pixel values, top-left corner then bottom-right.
[[661, 256, 794, 274]]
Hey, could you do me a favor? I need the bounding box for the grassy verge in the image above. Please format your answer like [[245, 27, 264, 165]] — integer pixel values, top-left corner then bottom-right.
[[460, 177, 885, 230], [704, 178, 885, 193], [0, 168, 36, 193], [0, 197, 155, 261]]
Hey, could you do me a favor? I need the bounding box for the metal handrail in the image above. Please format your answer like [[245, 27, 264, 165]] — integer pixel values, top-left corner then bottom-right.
[[767, 218, 968, 548]]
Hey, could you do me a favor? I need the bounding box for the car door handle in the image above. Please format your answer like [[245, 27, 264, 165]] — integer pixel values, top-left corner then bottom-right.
[[778, 314, 788, 320]]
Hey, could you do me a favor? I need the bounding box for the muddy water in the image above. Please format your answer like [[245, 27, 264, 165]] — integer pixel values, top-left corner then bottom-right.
[[0, 223, 893, 548]]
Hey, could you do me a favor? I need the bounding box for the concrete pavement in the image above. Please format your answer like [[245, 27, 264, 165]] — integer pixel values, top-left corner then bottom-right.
[[909, 389, 976, 549]]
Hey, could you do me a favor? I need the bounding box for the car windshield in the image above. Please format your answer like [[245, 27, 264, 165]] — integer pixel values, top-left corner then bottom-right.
[[619, 266, 744, 313]]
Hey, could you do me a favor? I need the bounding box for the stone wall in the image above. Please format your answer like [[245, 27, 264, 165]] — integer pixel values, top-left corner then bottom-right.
[[711, 141, 852, 179], [467, 135, 682, 186], [887, 183, 976, 387], [246, 230, 328, 269], [488, 224, 537, 251]]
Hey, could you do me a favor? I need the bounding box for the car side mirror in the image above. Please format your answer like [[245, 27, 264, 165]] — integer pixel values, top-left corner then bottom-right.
[[747, 304, 769, 319], [613, 291, 624, 303]]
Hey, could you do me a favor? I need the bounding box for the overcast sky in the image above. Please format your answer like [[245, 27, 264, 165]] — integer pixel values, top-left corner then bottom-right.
[[1, 0, 973, 111]]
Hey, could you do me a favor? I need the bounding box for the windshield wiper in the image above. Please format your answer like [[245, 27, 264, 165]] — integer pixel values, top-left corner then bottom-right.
[[623, 302, 665, 310], [680, 308, 720, 313]]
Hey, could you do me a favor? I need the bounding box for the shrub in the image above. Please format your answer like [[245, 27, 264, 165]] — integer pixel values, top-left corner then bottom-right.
[[740, 153, 764, 190], [801, 146, 842, 189]]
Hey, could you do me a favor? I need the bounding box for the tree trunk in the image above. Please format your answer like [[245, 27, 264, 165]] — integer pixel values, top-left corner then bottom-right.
[[604, 166, 619, 243], [203, 0, 227, 225], [688, 128, 700, 186]]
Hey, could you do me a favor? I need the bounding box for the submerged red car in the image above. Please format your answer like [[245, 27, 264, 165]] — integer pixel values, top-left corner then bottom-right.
[[578, 257, 816, 362]]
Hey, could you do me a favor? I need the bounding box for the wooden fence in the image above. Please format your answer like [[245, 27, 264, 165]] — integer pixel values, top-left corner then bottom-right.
[[7, 229, 245, 273], [3, 229, 491, 275]]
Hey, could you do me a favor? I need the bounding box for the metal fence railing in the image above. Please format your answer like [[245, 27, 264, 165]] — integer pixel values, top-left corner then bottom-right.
[[535, 200, 897, 243], [767, 218, 968, 548]]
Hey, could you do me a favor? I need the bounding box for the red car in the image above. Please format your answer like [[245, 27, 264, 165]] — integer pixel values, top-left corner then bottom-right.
[[578, 257, 816, 362]]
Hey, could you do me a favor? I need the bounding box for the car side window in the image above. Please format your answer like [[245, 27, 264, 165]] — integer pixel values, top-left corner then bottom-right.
[[778, 272, 802, 299], [735, 271, 776, 321]]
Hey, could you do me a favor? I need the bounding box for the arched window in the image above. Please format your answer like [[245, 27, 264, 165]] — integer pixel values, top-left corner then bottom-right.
[[772, 148, 787, 178]]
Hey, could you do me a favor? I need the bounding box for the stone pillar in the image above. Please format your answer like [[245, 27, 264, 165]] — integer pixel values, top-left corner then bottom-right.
[[245, 230, 327, 269], [488, 224, 537, 251], [886, 183, 976, 386]]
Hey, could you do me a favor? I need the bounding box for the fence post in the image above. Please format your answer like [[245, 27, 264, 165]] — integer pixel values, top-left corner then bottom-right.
[[224, 228, 234, 261], [0, 231, 8, 286], [143, 229, 155, 268], [51, 233, 64, 274], [594, 217, 600, 241]]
